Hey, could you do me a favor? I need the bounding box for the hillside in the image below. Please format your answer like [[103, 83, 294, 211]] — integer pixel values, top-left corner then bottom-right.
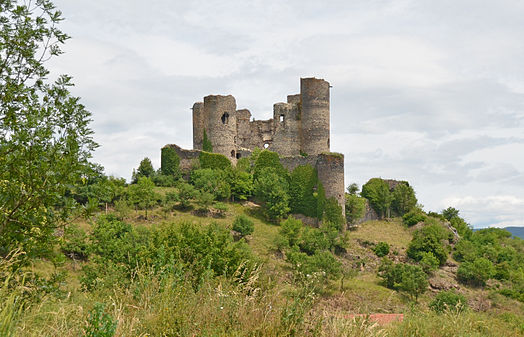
[[5, 189, 524, 336]]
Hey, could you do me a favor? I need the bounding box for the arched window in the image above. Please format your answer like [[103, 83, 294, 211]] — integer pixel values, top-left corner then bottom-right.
[[221, 112, 229, 124], [279, 114, 284, 123]]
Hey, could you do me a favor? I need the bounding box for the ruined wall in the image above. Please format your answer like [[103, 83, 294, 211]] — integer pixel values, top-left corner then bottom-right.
[[270, 102, 301, 156], [192, 102, 204, 150], [300, 78, 330, 155], [164, 144, 200, 172], [203, 95, 237, 161]]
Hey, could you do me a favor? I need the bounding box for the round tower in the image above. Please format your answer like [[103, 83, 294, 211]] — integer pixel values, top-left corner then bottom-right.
[[192, 102, 204, 150], [203, 95, 237, 159], [316, 153, 346, 221], [300, 77, 330, 155]]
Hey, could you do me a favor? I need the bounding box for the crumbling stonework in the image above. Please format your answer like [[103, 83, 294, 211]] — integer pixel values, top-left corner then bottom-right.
[[165, 77, 345, 219]]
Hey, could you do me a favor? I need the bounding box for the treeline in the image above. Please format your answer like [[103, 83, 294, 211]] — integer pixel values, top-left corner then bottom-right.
[[78, 147, 344, 226]]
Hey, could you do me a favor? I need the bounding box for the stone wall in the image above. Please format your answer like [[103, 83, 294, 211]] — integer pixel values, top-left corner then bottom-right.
[[203, 95, 237, 162]]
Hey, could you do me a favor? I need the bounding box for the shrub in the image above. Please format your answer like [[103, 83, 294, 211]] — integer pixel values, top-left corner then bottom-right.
[[177, 182, 197, 209], [323, 197, 344, 230], [373, 242, 390, 257], [391, 182, 417, 216], [213, 202, 228, 217], [61, 224, 89, 260], [419, 251, 440, 273], [232, 215, 255, 237], [457, 258, 495, 286], [407, 224, 449, 266], [279, 217, 303, 248], [430, 291, 468, 313], [254, 167, 290, 222], [378, 259, 428, 301], [196, 191, 214, 213], [84, 303, 117, 337], [287, 249, 341, 280], [403, 208, 426, 227], [298, 227, 330, 255]]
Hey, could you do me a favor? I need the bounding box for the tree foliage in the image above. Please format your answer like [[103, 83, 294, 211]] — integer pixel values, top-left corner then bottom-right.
[[0, 0, 98, 259], [391, 182, 417, 216], [361, 178, 393, 218], [160, 146, 180, 177], [345, 194, 366, 224]]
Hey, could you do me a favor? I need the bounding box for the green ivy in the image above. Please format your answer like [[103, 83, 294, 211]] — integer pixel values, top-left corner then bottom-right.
[[199, 151, 231, 170], [160, 146, 180, 176]]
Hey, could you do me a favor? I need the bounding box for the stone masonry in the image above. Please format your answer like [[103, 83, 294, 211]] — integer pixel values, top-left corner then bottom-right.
[[165, 77, 345, 220]]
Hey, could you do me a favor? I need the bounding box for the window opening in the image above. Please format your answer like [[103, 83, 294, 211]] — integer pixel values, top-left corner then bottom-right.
[[231, 150, 235, 158], [221, 112, 229, 124], [236, 153, 241, 159], [263, 143, 269, 149], [279, 114, 284, 123]]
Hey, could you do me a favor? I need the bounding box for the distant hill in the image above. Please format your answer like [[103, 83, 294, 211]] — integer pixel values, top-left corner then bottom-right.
[[504, 226, 524, 239]]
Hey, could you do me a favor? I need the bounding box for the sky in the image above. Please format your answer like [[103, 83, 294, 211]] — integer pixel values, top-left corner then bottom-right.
[[47, 0, 524, 229]]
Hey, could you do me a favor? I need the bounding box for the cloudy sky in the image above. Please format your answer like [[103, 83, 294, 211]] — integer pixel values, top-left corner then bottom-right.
[[47, 0, 524, 228]]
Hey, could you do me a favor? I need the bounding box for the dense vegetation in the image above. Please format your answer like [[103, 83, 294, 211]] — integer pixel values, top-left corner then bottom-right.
[[2, 1, 524, 336]]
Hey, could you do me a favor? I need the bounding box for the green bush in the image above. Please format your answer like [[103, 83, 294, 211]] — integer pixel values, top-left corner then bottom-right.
[[199, 151, 231, 170], [232, 215, 255, 237], [191, 168, 231, 200], [253, 150, 285, 179], [61, 224, 89, 260], [402, 208, 426, 227], [213, 202, 228, 217], [373, 242, 390, 257], [323, 197, 344, 230], [279, 217, 303, 248], [287, 249, 341, 280], [378, 259, 428, 301], [177, 182, 197, 209], [407, 224, 449, 266], [457, 258, 495, 286], [84, 303, 117, 337], [298, 227, 330, 255], [419, 251, 440, 273], [430, 291, 468, 313]]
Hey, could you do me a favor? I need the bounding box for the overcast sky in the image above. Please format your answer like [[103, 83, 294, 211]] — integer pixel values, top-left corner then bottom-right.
[[48, 0, 524, 229]]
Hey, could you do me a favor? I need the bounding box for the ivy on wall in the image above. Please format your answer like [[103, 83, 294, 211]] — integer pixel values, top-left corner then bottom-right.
[[199, 151, 231, 170], [203, 129, 213, 152], [161, 146, 180, 176]]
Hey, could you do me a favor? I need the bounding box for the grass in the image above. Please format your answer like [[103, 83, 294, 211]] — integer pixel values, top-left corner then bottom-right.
[[5, 200, 524, 336]]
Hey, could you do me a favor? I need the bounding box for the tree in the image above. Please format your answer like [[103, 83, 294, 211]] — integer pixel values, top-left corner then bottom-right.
[[442, 207, 460, 221], [345, 194, 366, 224], [232, 215, 254, 237], [128, 177, 157, 219], [391, 182, 417, 216], [254, 167, 290, 222], [346, 183, 359, 195], [227, 169, 253, 201], [0, 0, 98, 260], [133, 157, 154, 182], [361, 178, 393, 218]]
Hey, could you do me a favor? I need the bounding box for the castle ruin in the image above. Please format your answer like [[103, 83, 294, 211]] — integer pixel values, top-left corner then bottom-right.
[[164, 77, 345, 221]]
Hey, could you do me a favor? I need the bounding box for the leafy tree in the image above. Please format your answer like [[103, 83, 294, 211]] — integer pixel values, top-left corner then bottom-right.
[[133, 157, 155, 182], [345, 194, 366, 224], [442, 207, 460, 221], [289, 165, 319, 217], [0, 0, 98, 260], [177, 182, 196, 209], [227, 169, 253, 201], [391, 182, 417, 216], [232, 215, 255, 237], [278, 217, 303, 248], [323, 197, 345, 230], [160, 146, 180, 177], [195, 191, 214, 213], [191, 168, 231, 200], [361, 178, 393, 218], [402, 208, 426, 226], [128, 177, 157, 219], [346, 183, 359, 195]]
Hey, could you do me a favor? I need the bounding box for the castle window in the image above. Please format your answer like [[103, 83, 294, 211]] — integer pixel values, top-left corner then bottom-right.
[[263, 143, 269, 149], [231, 150, 235, 158], [221, 112, 229, 124], [236, 153, 241, 159], [279, 114, 284, 123]]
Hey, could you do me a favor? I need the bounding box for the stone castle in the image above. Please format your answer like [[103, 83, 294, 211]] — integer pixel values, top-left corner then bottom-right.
[[164, 77, 345, 220]]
